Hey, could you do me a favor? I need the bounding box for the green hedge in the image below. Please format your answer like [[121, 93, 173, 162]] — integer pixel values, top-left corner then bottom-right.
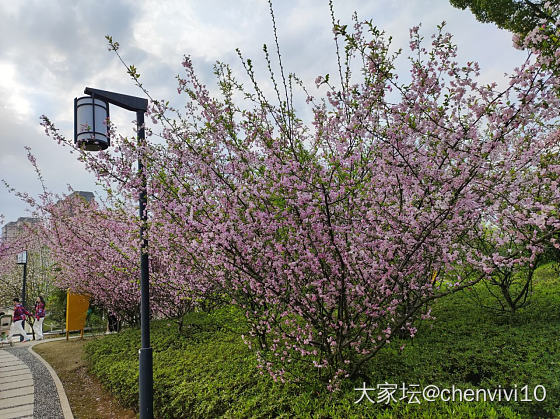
[[85, 264, 560, 418]]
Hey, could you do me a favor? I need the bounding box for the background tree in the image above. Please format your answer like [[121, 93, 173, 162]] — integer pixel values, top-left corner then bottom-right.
[[0, 224, 55, 311], [449, 0, 557, 35]]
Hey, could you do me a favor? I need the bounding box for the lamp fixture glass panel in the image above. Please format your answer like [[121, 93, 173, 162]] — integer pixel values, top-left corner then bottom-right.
[[74, 96, 110, 151], [16, 251, 27, 264]]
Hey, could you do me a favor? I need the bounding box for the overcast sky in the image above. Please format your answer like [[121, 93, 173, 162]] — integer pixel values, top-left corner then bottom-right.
[[0, 0, 527, 229]]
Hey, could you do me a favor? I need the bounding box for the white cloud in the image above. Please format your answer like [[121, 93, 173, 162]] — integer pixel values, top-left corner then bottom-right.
[[0, 0, 536, 228], [132, 0, 268, 66], [0, 62, 33, 121]]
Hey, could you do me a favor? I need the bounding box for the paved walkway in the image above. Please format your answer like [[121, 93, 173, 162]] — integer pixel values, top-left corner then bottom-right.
[[0, 339, 73, 419]]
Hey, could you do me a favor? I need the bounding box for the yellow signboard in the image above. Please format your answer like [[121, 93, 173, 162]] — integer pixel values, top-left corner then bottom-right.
[[66, 290, 90, 339]]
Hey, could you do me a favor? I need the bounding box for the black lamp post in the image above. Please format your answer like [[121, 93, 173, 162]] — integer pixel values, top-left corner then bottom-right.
[[16, 251, 28, 307], [74, 87, 152, 418]]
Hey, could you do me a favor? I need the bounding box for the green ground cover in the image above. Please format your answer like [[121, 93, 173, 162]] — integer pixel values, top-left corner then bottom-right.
[[84, 263, 560, 418]]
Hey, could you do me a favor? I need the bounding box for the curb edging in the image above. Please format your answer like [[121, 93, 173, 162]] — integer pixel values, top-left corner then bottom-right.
[[28, 341, 74, 419]]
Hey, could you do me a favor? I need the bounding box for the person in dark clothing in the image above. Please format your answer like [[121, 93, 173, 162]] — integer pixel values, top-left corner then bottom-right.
[[8, 298, 31, 343], [108, 313, 119, 332]]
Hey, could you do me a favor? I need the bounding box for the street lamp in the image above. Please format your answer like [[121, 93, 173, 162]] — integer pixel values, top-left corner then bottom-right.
[[74, 87, 152, 418], [16, 250, 28, 307]]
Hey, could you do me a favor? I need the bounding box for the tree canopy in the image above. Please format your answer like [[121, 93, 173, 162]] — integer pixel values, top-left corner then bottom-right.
[[449, 0, 557, 34]]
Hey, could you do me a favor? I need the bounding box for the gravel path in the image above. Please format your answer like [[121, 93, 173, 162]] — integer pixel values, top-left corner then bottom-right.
[[4, 346, 64, 419]]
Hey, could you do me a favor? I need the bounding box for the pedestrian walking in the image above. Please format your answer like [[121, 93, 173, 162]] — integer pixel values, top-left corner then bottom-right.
[[33, 295, 46, 340], [8, 298, 31, 343]]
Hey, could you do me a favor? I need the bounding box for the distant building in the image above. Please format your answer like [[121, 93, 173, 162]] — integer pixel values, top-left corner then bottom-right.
[[1, 192, 94, 242], [53, 191, 95, 217], [69, 191, 95, 203], [1, 217, 41, 242]]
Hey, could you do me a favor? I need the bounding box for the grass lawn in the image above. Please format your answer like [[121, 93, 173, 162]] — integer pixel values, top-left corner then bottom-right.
[[46, 263, 560, 418], [33, 339, 136, 419]]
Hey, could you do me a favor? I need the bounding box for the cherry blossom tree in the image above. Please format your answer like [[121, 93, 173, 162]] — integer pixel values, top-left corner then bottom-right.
[[31, 183, 220, 328], [37, 5, 560, 384]]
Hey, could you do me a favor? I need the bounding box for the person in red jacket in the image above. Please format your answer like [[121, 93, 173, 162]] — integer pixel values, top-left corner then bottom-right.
[[8, 298, 31, 343], [33, 296, 46, 340]]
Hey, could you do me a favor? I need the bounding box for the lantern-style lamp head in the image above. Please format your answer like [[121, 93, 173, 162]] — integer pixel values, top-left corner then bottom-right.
[[16, 251, 27, 265], [74, 95, 110, 151], [74, 87, 147, 152]]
